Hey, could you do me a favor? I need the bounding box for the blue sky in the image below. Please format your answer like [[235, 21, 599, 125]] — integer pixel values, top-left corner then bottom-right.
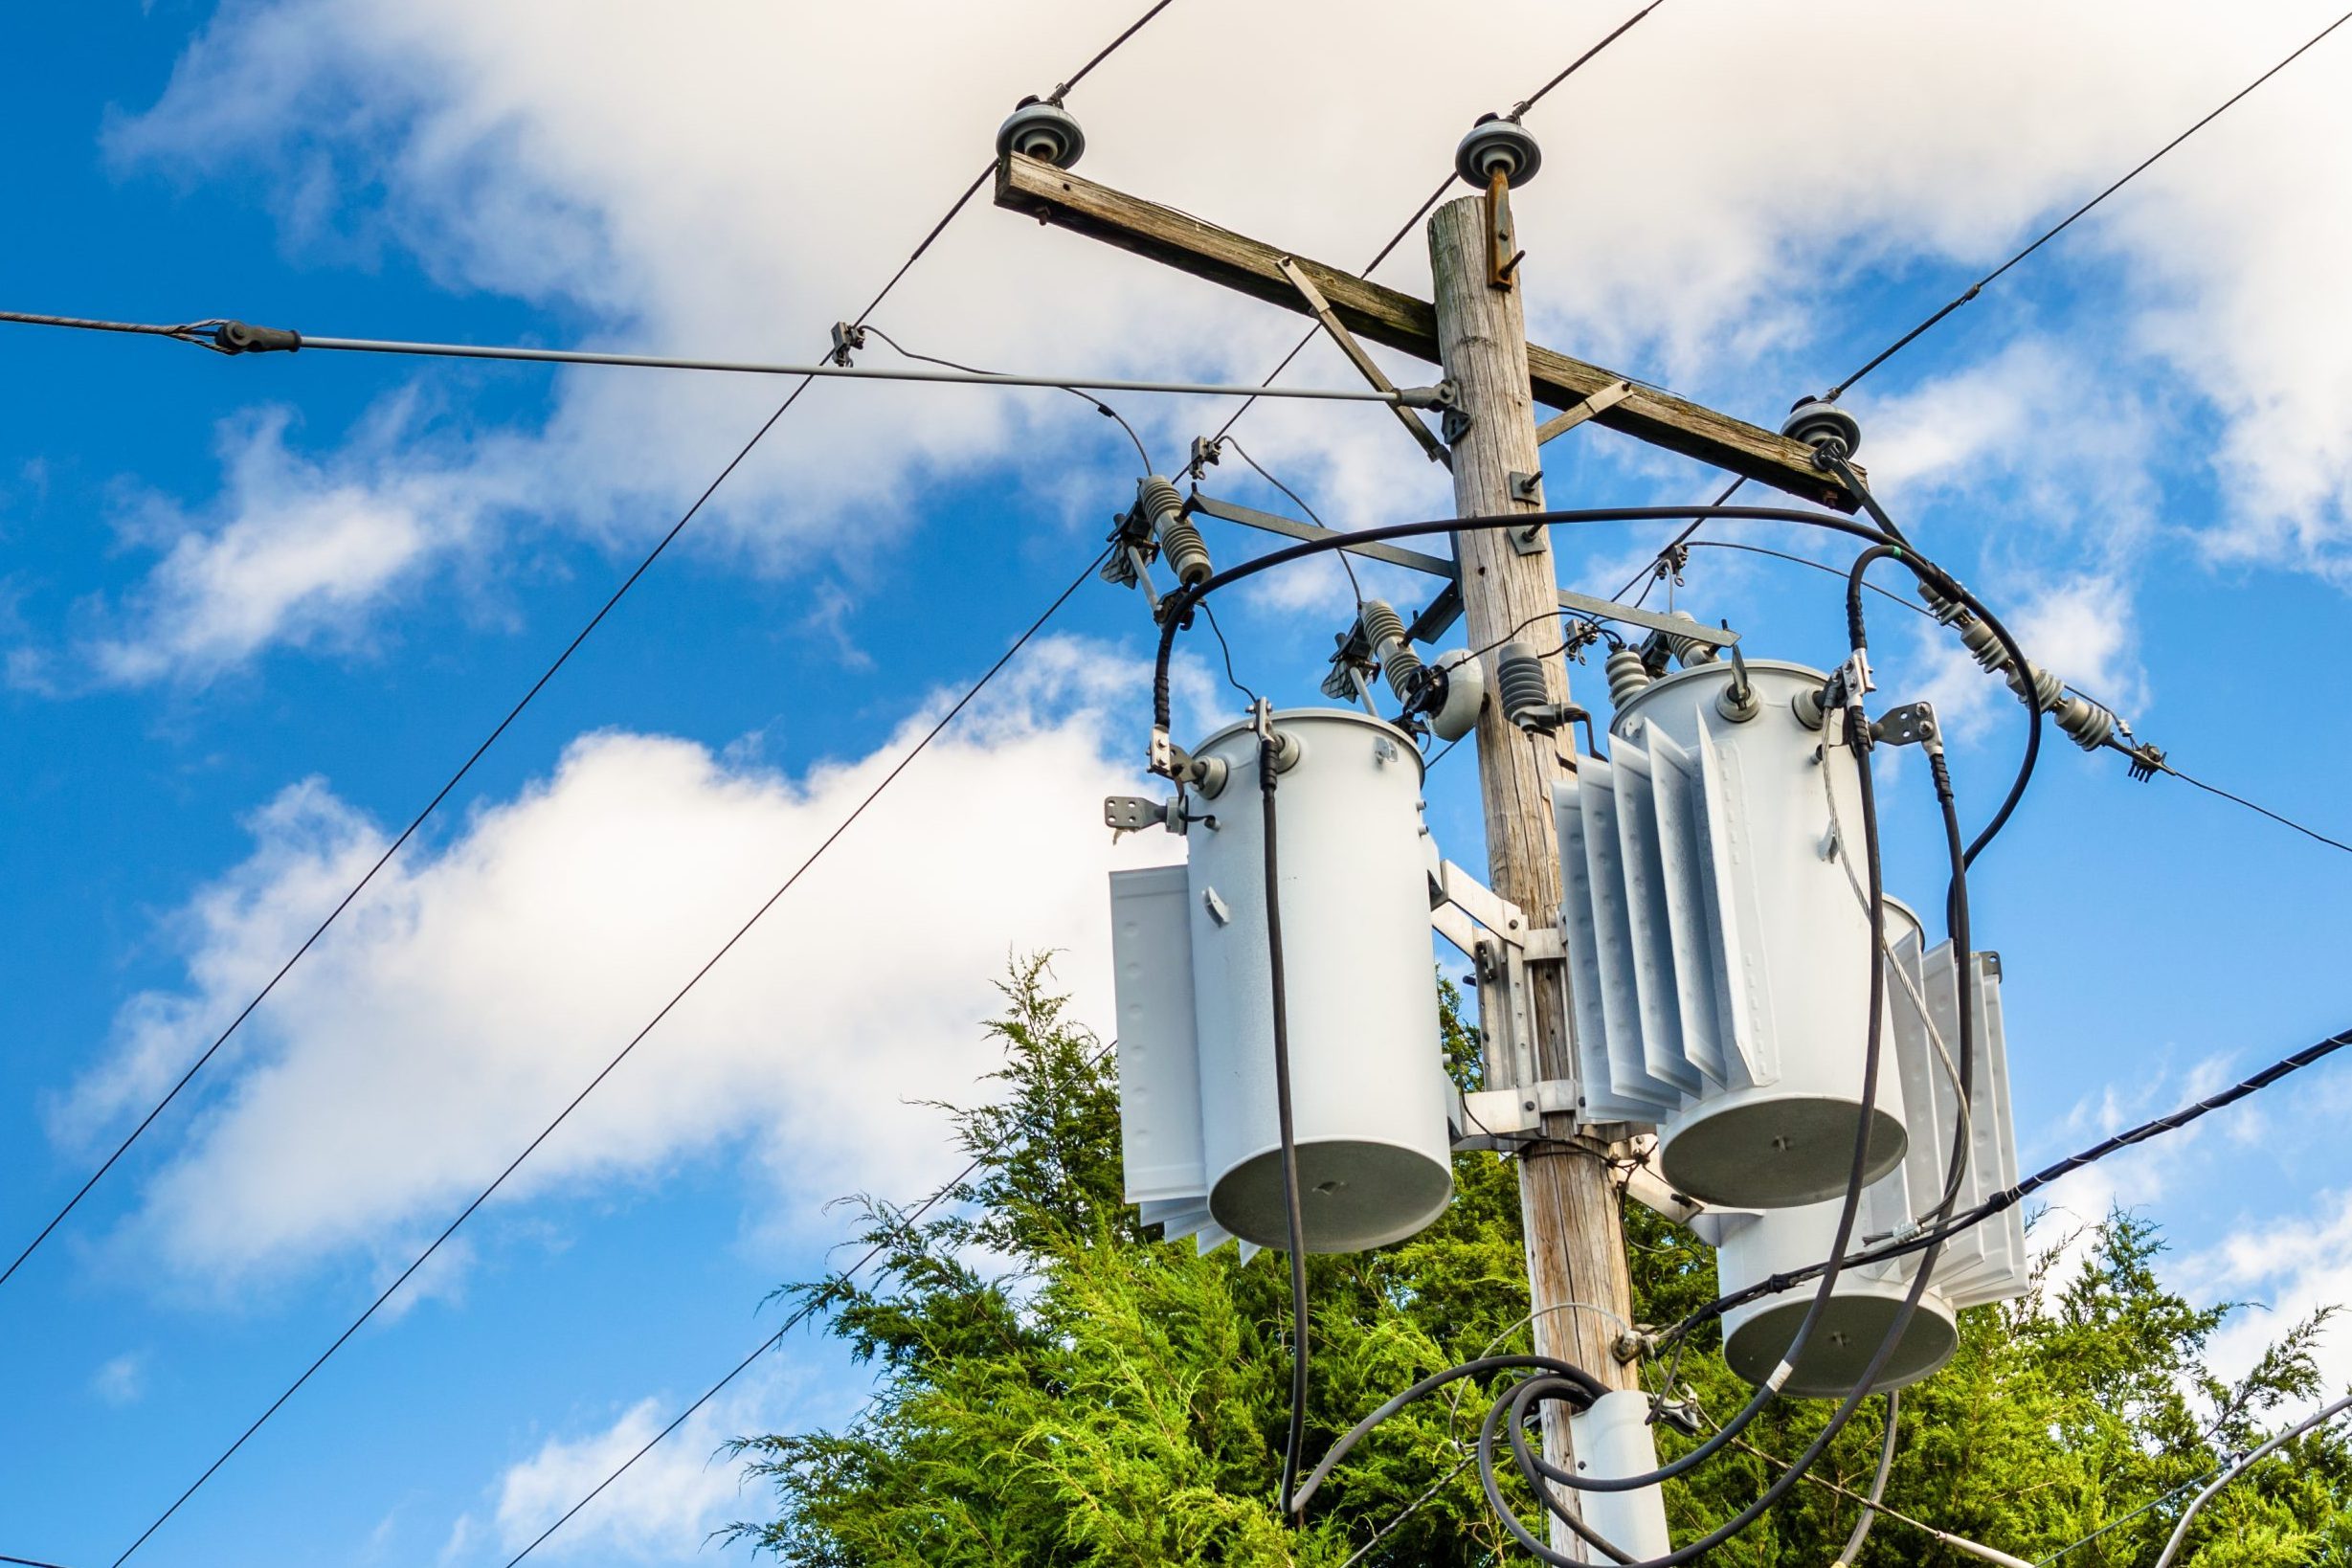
[[6, 2, 2352, 1564]]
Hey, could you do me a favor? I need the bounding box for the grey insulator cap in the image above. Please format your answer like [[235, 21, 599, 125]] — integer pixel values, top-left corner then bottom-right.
[[997, 98, 1086, 168], [1782, 396, 1861, 457], [1455, 114, 1542, 189]]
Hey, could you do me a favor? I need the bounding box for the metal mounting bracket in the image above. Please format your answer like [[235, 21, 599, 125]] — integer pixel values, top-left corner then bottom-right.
[[1429, 859, 1574, 1135], [1534, 378, 1635, 446], [1275, 255, 1453, 468], [1486, 169, 1524, 290]]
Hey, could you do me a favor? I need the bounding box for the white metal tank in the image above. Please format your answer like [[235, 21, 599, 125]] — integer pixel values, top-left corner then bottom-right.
[[1611, 660, 1907, 1208], [1188, 709, 1452, 1250], [1108, 708, 1453, 1254], [1707, 897, 1960, 1397]]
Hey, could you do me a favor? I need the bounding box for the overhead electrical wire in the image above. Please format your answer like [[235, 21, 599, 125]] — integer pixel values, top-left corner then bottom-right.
[[0, 311, 1439, 405], [1826, 6, 2352, 402], [1669, 538, 2352, 856], [2151, 1392, 2352, 1568], [855, 323, 1155, 471], [1614, 8, 2352, 601], [97, 545, 1109, 1567], [78, 0, 1191, 1543], [0, 356, 808, 1292], [1661, 1020, 2352, 1349], [0, 0, 1182, 1307], [1200, 0, 1669, 451], [497, 1037, 1118, 1567]]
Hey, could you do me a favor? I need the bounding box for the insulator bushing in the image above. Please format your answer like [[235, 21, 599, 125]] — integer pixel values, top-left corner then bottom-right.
[[997, 97, 1086, 168], [1360, 599, 1424, 703], [1664, 610, 1720, 667], [2008, 662, 2066, 712], [1958, 615, 2009, 676], [1455, 113, 1542, 189], [1497, 640, 1556, 732], [1605, 647, 1653, 711], [2052, 692, 2117, 751], [1138, 475, 1211, 586], [1782, 396, 1862, 458]]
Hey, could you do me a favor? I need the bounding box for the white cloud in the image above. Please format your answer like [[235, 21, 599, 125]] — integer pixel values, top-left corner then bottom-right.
[[59, 637, 1181, 1288], [471, 1360, 818, 1564], [79, 399, 531, 685], [91, 1352, 146, 1406], [2187, 1191, 2352, 1392], [76, 0, 2352, 679]]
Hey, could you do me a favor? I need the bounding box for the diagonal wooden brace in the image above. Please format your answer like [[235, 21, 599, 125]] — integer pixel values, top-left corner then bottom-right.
[[1275, 256, 1453, 468]]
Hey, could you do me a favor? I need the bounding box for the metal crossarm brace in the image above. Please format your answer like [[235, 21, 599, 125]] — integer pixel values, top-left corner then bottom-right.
[[1534, 377, 1635, 445], [1275, 256, 1455, 468]]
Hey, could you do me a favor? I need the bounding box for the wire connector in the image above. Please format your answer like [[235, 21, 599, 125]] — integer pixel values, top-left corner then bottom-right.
[[212, 320, 302, 354]]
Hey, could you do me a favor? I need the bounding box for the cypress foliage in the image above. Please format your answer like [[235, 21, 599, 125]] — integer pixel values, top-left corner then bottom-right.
[[726, 958, 2351, 1565]]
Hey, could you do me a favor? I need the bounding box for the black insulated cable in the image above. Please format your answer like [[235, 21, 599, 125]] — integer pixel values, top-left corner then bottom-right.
[[1480, 717, 1953, 1568], [1256, 714, 1315, 1522], [1663, 1023, 2352, 1342]]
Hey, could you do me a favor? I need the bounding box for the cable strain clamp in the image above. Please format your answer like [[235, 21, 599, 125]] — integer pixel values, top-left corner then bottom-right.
[[212, 320, 302, 355]]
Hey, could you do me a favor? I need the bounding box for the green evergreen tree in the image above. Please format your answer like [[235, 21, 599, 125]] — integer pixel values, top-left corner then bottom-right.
[[726, 958, 2350, 1565]]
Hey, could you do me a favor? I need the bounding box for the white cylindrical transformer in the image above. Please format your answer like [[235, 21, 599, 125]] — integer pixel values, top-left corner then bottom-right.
[[1614, 660, 1907, 1208], [1714, 1197, 1960, 1397], [1185, 708, 1452, 1251], [1712, 897, 1960, 1397]]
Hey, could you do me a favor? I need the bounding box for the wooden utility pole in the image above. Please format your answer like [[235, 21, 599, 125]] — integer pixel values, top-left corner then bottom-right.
[[1429, 190, 1637, 1549], [994, 145, 1849, 1557]]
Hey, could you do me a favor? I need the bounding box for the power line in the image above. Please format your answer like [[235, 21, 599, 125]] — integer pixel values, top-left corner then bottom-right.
[[1664, 1023, 2352, 1342], [1610, 11, 2352, 600], [496, 1024, 1104, 1568], [0, 161, 1002, 1302], [1644, 539, 2352, 856], [1826, 7, 2352, 401], [86, 3, 1176, 1560], [102, 546, 1109, 1567], [1203, 0, 1668, 449], [2151, 758, 2352, 856], [0, 312, 1436, 405]]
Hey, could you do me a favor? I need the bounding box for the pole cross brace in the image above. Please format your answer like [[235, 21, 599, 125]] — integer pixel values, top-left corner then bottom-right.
[[1534, 378, 1635, 446], [1275, 255, 1455, 469]]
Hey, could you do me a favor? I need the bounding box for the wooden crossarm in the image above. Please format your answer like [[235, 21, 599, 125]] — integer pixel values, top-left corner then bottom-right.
[[995, 153, 1858, 512]]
